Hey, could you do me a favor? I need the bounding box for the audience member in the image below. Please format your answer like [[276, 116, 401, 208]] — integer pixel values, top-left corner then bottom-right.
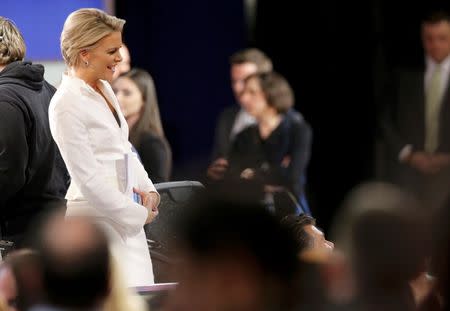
[[331, 182, 429, 311], [2, 249, 43, 311], [0, 16, 69, 246], [30, 212, 110, 311], [113, 68, 172, 182], [226, 72, 312, 215], [278, 215, 335, 311], [207, 48, 273, 180], [0, 264, 17, 311], [380, 11, 450, 210], [112, 43, 130, 80], [281, 214, 333, 261], [163, 190, 299, 311]]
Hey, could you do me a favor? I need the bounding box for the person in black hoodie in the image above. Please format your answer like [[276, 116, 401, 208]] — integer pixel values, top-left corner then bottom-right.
[[0, 17, 69, 246]]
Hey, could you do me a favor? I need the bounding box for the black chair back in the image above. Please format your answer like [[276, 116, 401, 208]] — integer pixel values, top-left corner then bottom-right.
[[144, 181, 204, 282]]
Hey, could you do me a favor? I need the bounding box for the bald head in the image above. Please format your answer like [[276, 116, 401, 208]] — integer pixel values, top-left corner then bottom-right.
[[36, 214, 110, 309], [42, 214, 105, 263]]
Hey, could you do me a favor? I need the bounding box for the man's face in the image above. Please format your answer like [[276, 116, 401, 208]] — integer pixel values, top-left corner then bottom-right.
[[304, 225, 334, 255], [230, 62, 258, 100], [422, 20, 450, 63]]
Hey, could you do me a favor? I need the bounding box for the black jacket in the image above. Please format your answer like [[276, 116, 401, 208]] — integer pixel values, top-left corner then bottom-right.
[[380, 66, 450, 154], [211, 105, 240, 160], [228, 111, 312, 199], [135, 132, 172, 183], [0, 61, 69, 239]]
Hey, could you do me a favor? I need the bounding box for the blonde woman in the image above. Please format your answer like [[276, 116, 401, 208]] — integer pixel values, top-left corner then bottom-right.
[[49, 8, 159, 286]]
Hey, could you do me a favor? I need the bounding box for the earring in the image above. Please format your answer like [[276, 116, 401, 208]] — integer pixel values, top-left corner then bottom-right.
[[84, 60, 89, 67]]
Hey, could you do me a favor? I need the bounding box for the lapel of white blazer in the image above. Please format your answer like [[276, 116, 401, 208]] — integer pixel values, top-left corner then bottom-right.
[[98, 80, 130, 141]]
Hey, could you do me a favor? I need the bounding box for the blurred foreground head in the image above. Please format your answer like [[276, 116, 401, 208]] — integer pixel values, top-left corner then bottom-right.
[[165, 190, 299, 311], [33, 212, 110, 310], [330, 182, 429, 309], [1, 249, 42, 311]]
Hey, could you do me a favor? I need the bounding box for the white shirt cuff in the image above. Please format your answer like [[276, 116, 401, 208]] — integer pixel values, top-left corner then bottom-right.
[[398, 144, 413, 162]]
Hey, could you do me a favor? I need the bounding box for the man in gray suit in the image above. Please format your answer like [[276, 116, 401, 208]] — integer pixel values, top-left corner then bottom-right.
[[381, 11, 450, 210]]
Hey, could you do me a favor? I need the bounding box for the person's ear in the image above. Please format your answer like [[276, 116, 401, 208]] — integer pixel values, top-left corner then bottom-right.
[[79, 49, 90, 66]]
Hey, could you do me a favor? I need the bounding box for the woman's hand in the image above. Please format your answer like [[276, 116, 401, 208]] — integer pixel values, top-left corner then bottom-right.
[[134, 188, 159, 224], [240, 168, 255, 179]]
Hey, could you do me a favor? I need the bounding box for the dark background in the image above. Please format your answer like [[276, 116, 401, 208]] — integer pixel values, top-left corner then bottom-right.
[[116, 0, 450, 231]]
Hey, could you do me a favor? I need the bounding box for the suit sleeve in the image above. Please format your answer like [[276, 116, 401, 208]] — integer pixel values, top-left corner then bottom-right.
[[378, 69, 410, 155], [286, 121, 312, 197], [268, 121, 312, 198], [226, 129, 256, 177], [211, 108, 233, 160], [0, 102, 28, 206], [51, 110, 148, 237]]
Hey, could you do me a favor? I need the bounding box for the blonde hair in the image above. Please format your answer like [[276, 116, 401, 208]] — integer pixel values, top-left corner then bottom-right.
[[0, 17, 26, 65], [0, 297, 8, 311], [103, 256, 148, 311], [60, 8, 125, 67]]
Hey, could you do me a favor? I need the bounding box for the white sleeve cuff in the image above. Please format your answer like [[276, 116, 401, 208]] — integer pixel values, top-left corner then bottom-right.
[[398, 144, 413, 162]]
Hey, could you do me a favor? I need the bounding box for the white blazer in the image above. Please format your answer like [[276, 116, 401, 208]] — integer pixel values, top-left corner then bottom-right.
[[49, 74, 160, 238]]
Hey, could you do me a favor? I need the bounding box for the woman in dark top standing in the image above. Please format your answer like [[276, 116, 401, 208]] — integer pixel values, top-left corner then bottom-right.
[[227, 72, 312, 210], [113, 68, 172, 183]]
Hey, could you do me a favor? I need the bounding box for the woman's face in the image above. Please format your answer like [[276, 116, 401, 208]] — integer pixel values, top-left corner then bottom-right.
[[113, 76, 144, 119], [239, 77, 269, 118], [83, 31, 123, 82]]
